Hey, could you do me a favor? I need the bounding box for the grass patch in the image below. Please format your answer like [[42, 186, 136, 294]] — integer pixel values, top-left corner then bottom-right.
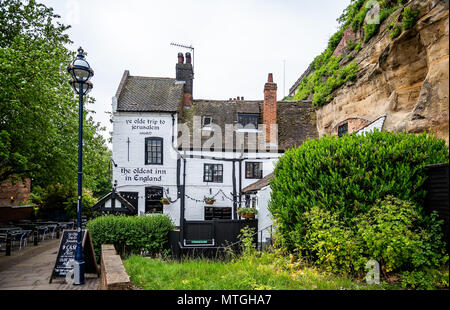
[[123, 250, 395, 290]]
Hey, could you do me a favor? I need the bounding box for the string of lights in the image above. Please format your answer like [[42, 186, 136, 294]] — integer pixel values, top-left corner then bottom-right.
[[112, 186, 255, 204]]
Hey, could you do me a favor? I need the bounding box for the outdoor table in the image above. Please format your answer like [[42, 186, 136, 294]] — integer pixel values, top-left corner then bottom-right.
[[0, 227, 22, 233]]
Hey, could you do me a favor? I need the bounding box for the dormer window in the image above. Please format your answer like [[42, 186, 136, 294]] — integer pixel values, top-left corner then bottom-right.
[[202, 116, 212, 128], [238, 113, 259, 129]]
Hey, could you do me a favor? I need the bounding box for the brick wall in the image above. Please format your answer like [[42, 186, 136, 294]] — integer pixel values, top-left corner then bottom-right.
[[263, 73, 277, 144], [0, 178, 31, 206], [333, 26, 359, 57]]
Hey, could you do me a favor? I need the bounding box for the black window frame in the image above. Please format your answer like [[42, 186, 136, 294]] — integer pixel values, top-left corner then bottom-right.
[[338, 123, 348, 138], [245, 162, 263, 179], [203, 164, 223, 183], [145, 137, 163, 165], [144, 186, 163, 214], [204, 206, 232, 220], [237, 113, 259, 129], [202, 116, 212, 128]]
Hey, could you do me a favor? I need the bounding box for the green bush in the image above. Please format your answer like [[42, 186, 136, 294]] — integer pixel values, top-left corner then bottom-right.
[[269, 130, 449, 254], [402, 7, 420, 30], [86, 214, 175, 260], [399, 267, 449, 290], [356, 196, 448, 273], [388, 22, 402, 40], [301, 206, 366, 275], [31, 183, 97, 220], [346, 39, 357, 51]]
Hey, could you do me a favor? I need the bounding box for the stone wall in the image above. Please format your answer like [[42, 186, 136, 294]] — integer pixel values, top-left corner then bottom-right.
[[317, 0, 449, 145], [290, 0, 449, 145], [100, 244, 132, 290]]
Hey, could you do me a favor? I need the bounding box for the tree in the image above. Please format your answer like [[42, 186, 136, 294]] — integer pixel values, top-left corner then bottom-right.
[[0, 0, 111, 198]]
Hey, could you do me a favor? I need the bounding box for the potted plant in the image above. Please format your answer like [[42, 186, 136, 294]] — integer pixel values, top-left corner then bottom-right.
[[160, 197, 171, 205], [203, 196, 216, 205], [237, 207, 258, 219]]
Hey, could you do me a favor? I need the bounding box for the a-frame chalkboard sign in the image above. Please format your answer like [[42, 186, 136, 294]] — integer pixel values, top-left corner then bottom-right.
[[49, 230, 99, 283]]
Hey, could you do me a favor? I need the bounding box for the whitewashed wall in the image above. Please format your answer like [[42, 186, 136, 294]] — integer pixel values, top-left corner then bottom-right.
[[356, 115, 386, 136], [182, 152, 279, 221], [112, 111, 180, 223], [111, 110, 281, 228], [256, 186, 273, 243]]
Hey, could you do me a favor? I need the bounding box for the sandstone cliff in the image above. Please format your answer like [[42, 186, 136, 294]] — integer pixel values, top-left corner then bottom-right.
[[302, 0, 449, 145]]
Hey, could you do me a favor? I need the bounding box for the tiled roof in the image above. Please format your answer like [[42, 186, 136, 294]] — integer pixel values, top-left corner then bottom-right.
[[116, 72, 183, 112], [242, 172, 274, 193], [178, 99, 318, 151]]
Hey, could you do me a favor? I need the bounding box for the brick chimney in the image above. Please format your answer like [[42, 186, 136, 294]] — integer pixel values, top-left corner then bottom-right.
[[176, 52, 193, 108], [263, 73, 277, 144]]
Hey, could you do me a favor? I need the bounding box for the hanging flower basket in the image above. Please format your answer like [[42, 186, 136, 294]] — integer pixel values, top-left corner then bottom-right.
[[237, 207, 257, 219], [204, 197, 216, 205], [161, 198, 171, 205]]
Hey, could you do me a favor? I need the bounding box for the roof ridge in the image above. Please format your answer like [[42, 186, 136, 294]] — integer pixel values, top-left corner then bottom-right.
[[129, 76, 175, 80]]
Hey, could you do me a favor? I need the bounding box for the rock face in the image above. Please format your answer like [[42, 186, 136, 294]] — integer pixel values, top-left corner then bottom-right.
[[313, 0, 449, 145]]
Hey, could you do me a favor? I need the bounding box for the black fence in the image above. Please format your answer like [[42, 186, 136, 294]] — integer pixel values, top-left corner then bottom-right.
[[424, 163, 449, 252], [168, 219, 258, 258]]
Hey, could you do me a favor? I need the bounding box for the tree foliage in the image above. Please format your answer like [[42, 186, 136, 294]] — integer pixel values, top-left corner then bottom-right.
[[0, 0, 111, 198]]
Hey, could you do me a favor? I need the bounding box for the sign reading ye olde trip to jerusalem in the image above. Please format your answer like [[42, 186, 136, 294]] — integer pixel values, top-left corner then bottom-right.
[[116, 116, 170, 185]]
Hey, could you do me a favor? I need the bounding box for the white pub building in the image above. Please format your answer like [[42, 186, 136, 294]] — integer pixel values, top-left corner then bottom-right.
[[93, 52, 319, 245]]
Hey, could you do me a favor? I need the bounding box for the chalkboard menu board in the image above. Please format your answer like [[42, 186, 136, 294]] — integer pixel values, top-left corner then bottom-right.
[[49, 230, 99, 283]]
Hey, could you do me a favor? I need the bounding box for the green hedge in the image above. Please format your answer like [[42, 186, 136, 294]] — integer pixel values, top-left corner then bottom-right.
[[86, 214, 175, 260], [269, 130, 449, 276]]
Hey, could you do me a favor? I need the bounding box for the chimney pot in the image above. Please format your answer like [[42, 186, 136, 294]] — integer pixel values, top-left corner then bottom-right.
[[268, 73, 273, 83], [185, 52, 191, 64], [178, 52, 184, 64], [242, 96, 244, 100]]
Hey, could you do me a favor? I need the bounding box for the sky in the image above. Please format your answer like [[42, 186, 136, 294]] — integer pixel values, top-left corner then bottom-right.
[[38, 0, 351, 147]]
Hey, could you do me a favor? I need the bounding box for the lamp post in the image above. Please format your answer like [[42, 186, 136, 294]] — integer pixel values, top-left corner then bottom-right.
[[67, 47, 93, 285]]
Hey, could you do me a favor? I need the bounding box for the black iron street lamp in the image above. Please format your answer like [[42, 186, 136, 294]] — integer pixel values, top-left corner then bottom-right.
[[67, 47, 93, 285]]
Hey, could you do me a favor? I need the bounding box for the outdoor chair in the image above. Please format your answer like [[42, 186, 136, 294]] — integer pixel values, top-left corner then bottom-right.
[[47, 225, 58, 239], [37, 226, 49, 241], [10, 230, 25, 250], [0, 233, 7, 252], [19, 230, 32, 249]]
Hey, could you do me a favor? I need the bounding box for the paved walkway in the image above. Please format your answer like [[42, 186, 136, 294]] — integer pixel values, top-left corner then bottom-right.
[[0, 237, 100, 290]]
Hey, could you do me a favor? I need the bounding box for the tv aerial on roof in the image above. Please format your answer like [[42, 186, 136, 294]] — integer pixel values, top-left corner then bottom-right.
[[170, 42, 195, 78]]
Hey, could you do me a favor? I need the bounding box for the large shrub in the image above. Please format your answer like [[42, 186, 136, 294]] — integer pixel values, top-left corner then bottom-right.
[[269, 130, 448, 253], [86, 214, 175, 260], [301, 206, 366, 275], [356, 196, 448, 273]]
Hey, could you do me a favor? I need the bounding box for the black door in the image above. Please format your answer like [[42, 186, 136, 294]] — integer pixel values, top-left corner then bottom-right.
[[145, 187, 163, 214]]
